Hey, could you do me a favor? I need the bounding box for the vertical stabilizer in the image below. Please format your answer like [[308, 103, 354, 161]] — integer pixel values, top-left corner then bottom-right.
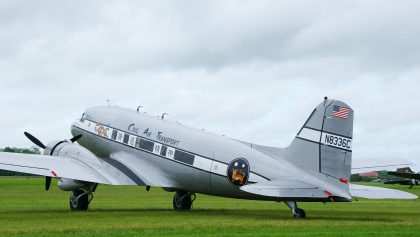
[[286, 98, 353, 180]]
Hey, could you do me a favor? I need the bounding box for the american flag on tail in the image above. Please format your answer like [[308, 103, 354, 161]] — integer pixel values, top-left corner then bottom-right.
[[332, 105, 349, 119]]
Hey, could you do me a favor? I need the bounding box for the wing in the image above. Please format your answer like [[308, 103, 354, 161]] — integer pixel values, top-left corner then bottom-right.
[[388, 172, 420, 180], [240, 179, 332, 199], [349, 184, 417, 199], [0, 152, 147, 186], [352, 157, 413, 174]]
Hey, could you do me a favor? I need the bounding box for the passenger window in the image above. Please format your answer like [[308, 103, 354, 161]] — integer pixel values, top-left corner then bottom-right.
[[174, 150, 195, 165], [111, 130, 118, 140], [123, 134, 130, 144], [160, 145, 168, 156], [139, 139, 154, 152], [135, 137, 141, 148], [116, 131, 124, 142]]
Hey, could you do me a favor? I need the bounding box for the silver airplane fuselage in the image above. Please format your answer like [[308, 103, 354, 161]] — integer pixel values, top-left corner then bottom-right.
[[71, 106, 344, 201]]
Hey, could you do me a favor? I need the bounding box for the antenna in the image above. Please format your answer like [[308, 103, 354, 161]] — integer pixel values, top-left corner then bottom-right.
[[106, 98, 117, 107], [161, 113, 168, 120], [137, 106, 143, 113]]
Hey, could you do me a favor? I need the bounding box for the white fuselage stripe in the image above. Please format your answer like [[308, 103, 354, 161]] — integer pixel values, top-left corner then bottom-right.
[[298, 127, 321, 143], [74, 120, 269, 183]]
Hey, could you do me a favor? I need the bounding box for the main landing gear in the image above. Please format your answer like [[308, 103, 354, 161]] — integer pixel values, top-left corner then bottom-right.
[[69, 184, 98, 211], [173, 191, 196, 211], [284, 201, 306, 219]]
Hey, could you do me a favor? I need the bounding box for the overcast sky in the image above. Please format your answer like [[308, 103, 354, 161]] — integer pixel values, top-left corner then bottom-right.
[[0, 1, 419, 164]]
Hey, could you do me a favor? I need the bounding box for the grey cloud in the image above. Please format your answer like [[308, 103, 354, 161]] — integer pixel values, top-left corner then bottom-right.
[[0, 1, 419, 165]]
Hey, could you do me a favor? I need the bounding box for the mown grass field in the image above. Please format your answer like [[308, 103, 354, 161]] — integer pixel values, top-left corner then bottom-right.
[[0, 177, 419, 236]]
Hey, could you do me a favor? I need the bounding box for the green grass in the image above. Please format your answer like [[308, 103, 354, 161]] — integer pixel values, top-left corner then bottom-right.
[[1, 177, 420, 236]]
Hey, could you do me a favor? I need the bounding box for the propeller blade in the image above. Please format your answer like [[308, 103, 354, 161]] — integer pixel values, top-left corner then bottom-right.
[[70, 134, 82, 143], [24, 132, 46, 149], [45, 177, 52, 191]]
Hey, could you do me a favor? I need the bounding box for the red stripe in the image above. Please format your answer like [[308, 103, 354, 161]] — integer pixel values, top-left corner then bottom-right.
[[332, 114, 348, 119], [332, 107, 349, 119], [333, 112, 348, 116], [333, 113, 348, 117]]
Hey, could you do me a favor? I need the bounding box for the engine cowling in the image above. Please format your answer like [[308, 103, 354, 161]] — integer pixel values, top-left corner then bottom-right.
[[42, 140, 100, 191], [43, 140, 101, 166]]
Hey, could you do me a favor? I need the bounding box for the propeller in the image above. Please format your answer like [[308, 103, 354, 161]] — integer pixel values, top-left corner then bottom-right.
[[45, 177, 52, 191], [70, 134, 83, 143], [23, 131, 83, 191], [24, 132, 46, 149]]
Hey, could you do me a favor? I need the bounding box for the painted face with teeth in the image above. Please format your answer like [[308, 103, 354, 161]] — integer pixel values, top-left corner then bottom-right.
[[227, 158, 250, 187]]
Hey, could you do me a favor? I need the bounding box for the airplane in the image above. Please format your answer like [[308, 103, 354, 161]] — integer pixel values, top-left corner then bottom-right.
[[0, 97, 416, 218], [385, 167, 420, 188]]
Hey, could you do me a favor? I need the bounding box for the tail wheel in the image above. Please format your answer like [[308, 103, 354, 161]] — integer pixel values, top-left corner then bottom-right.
[[284, 201, 307, 219], [173, 191, 193, 211], [70, 189, 89, 211]]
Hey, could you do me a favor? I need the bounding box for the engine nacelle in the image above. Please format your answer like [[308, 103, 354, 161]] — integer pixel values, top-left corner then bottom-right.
[[57, 178, 86, 191], [40, 139, 100, 192], [43, 139, 102, 165]]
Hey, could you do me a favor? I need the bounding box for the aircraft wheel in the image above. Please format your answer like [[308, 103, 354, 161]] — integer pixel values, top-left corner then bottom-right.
[[294, 208, 306, 219], [69, 189, 89, 211], [173, 191, 192, 211]]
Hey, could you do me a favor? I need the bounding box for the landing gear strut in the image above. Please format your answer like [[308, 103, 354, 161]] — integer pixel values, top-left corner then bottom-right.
[[173, 191, 196, 211], [69, 184, 97, 211], [284, 201, 306, 219]]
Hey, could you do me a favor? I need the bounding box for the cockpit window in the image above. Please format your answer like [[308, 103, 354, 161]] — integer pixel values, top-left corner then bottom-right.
[[123, 133, 130, 144]]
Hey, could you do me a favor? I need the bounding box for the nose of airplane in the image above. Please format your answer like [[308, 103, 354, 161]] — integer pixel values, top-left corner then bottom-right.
[[71, 120, 84, 138]]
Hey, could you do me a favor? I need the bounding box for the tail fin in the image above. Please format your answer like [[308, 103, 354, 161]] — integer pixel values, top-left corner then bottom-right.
[[396, 167, 413, 173], [286, 98, 353, 180]]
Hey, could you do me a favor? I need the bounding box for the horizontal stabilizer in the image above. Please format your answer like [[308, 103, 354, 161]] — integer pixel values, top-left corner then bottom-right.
[[240, 179, 328, 198], [349, 184, 417, 199], [352, 158, 413, 174]]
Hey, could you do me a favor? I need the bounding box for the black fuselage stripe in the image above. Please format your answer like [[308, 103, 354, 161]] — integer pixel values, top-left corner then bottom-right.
[[102, 159, 146, 185], [295, 137, 352, 153], [73, 124, 271, 181], [298, 109, 316, 136]]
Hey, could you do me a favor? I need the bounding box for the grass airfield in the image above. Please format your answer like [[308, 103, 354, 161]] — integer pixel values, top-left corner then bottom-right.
[[0, 177, 419, 236]]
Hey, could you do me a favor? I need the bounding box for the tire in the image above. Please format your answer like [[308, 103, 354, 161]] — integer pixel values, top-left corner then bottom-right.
[[69, 189, 89, 211], [173, 191, 192, 211], [294, 208, 306, 219]]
